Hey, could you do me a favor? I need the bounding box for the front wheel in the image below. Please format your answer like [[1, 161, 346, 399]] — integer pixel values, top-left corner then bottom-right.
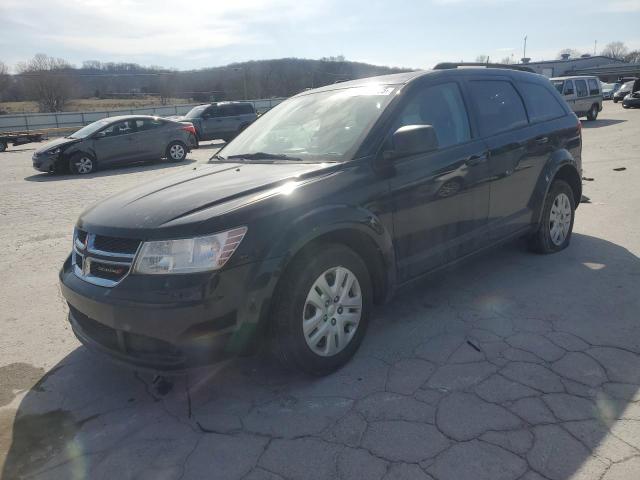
[[586, 104, 599, 121], [270, 244, 373, 375], [69, 153, 96, 174], [528, 180, 575, 254], [166, 141, 187, 162], [0, 141, 7, 153]]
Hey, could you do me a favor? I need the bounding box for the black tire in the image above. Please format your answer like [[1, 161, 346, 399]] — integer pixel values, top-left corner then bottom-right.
[[613, 98, 618, 103], [69, 152, 96, 174], [166, 141, 187, 162], [0, 141, 7, 153], [528, 179, 575, 254], [270, 243, 373, 376], [586, 104, 599, 121]]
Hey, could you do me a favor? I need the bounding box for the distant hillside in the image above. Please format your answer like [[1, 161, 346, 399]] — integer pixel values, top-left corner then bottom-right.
[[3, 57, 413, 109]]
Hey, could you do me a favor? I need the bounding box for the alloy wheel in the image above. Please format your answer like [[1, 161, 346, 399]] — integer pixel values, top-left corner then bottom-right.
[[303, 266, 363, 357], [170, 144, 185, 160], [75, 157, 93, 174], [549, 192, 571, 246]]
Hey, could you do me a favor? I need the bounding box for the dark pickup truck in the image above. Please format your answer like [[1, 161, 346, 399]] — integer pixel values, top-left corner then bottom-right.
[[174, 101, 257, 142]]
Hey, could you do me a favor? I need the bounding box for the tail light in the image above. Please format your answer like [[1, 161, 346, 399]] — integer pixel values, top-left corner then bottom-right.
[[181, 124, 196, 135]]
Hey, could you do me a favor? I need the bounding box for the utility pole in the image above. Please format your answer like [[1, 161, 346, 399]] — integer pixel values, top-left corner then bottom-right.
[[594, 40, 597, 56], [523, 35, 528, 62]]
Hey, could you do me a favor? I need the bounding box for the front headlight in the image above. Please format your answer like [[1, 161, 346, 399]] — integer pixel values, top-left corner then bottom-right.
[[47, 148, 61, 155], [133, 227, 247, 274]]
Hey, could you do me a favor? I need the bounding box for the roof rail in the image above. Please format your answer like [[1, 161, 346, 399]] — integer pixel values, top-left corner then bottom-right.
[[433, 62, 535, 73]]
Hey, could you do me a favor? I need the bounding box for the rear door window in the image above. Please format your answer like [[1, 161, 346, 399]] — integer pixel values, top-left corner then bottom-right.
[[575, 80, 588, 97], [587, 79, 600, 95], [468, 80, 528, 137], [518, 82, 566, 123], [219, 105, 238, 117]]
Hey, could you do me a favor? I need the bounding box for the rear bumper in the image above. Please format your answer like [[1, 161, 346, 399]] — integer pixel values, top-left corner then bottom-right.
[[60, 254, 282, 373]]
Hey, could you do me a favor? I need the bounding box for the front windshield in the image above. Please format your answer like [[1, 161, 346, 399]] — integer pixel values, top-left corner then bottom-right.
[[69, 119, 111, 139], [185, 105, 208, 119], [551, 80, 564, 94], [602, 83, 615, 92], [218, 84, 397, 161]]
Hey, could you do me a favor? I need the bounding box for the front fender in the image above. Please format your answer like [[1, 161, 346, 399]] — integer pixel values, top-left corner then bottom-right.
[[270, 205, 394, 265]]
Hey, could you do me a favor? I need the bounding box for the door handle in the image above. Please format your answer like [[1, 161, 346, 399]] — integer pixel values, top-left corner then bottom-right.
[[465, 152, 489, 166], [535, 136, 549, 145]]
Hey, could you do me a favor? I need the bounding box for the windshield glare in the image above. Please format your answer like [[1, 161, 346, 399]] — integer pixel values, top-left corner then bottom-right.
[[219, 84, 396, 161], [70, 119, 111, 139], [185, 105, 208, 119]]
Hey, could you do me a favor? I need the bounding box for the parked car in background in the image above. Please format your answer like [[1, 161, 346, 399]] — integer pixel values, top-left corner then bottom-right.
[[60, 65, 582, 375], [551, 75, 602, 120], [32, 116, 196, 174], [613, 80, 636, 103], [602, 82, 621, 100], [175, 102, 258, 142], [622, 91, 640, 109]]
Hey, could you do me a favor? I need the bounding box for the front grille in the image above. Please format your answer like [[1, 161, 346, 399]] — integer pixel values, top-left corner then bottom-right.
[[73, 230, 140, 287], [93, 235, 140, 254]]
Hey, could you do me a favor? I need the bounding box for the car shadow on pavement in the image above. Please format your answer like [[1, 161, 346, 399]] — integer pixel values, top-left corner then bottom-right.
[[581, 119, 627, 129], [2, 233, 640, 480], [23, 158, 198, 182]]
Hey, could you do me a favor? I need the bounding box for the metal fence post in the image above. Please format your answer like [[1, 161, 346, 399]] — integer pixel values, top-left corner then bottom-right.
[[25, 115, 29, 132]]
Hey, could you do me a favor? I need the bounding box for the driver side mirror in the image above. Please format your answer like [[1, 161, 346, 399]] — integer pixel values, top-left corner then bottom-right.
[[93, 131, 106, 139], [385, 125, 439, 160]]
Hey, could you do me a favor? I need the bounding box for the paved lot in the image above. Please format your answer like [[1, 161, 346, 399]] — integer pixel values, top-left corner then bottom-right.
[[1, 102, 639, 480]]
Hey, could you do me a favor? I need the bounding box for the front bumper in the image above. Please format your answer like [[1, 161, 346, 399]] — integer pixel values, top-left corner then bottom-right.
[[32, 152, 59, 172], [59, 255, 281, 373]]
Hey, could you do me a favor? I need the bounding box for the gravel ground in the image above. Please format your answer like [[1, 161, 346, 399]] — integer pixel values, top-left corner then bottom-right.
[[0, 102, 639, 480]]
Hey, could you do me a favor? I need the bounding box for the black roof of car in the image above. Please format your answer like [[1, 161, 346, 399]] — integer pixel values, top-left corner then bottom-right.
[[299, 65, 545, 96]]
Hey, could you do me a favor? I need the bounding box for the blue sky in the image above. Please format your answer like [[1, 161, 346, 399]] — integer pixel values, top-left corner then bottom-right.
[[1, 0, 639, 71]]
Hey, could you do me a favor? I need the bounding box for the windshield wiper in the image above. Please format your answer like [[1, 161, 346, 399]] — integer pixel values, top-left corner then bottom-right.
[[227, 152, 302, 161], [210, 153, 228, 162]]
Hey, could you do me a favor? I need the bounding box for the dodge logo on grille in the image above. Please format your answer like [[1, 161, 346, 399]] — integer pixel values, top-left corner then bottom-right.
[[94, 264, 126, 276]]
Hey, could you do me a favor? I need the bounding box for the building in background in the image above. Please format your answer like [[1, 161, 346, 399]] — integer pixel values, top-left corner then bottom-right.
[[521, 54, 636, 81]]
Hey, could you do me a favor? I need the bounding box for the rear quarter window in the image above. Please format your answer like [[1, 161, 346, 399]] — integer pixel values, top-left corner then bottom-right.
[[468, 80, 528, 137], [517, 82, 566, 123], [587, 78, 600, 95]]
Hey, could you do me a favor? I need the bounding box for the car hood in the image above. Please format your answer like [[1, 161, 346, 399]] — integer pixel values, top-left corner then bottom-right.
[[78, 161, 339, 236], [35, 137, 81, 154]]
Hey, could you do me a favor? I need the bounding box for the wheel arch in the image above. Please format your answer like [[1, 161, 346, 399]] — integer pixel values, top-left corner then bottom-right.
[[276, 209, 394, 302], [533, 155, 582, 225]]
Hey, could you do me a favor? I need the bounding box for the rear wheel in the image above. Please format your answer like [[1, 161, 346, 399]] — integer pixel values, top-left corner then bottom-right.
[[166, 141, 187, 162], [270, 243, 372, 375], [528, 179, 575, 254], [586, 104, 599, 121], [0, 141, 7, 153], [69, 153, 96, 174]]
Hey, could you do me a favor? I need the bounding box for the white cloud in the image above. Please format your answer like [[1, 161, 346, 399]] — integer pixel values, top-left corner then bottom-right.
[[0, 0, 327, 60], [602, 0, 640, 12]]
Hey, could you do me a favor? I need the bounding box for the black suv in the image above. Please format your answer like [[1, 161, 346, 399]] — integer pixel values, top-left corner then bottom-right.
[[60, 65, 582, 375]]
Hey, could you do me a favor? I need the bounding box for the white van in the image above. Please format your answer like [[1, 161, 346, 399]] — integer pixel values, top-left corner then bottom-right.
[[551, 76, 603, 120]]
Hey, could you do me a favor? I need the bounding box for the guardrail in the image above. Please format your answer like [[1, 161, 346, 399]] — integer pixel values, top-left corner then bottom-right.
[[0, 98, 286, 133]]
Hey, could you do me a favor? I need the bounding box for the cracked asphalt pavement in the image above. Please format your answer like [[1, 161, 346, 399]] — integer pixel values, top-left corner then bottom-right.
[[1, 102, 639, 480]]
